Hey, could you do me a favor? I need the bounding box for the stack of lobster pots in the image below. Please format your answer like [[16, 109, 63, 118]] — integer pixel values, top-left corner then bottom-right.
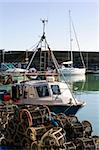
[[0, 104, 99, 150]]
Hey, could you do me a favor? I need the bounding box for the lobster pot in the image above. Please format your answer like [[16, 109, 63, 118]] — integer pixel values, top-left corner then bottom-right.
[[1, 138, 10, 147], [71, 122, 83, 139], [25, 127, 37, 141], [31, 109, 45, 126], [30, 141, 38, 150], [62, 115, 83, 140], [53, 114, 83, 141], [13, 133, 23, 147], [58, 115, 79, 129], [30, 105, 51, 126], [54, 113, 69, 128], [19, 109, 33, 129], [65, 141, 76, 150], [34, 125, 47, 141], [7, 119, 17, 135], [39, 127, 66, 150], [74, 138, 96, 150], [92, 136, 99, 149], [82, 120, 92, 137], [1, 111, 9, 125], [21, 137, 31, 149]]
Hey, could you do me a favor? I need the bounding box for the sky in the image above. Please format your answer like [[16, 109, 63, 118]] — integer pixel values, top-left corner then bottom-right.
[[0, 0, 99, 52]]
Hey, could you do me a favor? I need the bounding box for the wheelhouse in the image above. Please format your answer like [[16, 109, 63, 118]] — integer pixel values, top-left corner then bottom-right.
[[19, 80, 64, 100]]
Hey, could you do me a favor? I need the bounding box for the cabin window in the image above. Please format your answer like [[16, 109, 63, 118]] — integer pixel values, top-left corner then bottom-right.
[[28, 86, 35, 98], [1, 64, 8, 70], [23, 86, 28, 98], [51, 85, 61, 95], [36, 85, 49, 97]]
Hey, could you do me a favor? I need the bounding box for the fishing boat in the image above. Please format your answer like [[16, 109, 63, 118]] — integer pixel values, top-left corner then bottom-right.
[[11, 76, 85, 115], [58, 11, 86, 75], [10, 19, 86, 115]]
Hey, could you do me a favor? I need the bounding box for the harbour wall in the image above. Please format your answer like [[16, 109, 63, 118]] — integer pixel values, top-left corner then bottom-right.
[[0, 50, 99, 72]]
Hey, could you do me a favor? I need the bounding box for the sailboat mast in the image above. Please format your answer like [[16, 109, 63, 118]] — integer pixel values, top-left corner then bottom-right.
[[69, 10, 73, 67], [71, 18, 86, 68]]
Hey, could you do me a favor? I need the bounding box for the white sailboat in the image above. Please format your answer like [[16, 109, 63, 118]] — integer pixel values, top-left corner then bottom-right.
[[59, 11, 86, 75]]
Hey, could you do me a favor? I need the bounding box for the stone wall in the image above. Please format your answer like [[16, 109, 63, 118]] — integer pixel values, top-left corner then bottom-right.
[[0, 50, 99, 70]]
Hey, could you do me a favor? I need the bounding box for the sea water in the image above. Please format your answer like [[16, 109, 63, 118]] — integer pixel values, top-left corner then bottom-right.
[[63, 74, 99, 136]]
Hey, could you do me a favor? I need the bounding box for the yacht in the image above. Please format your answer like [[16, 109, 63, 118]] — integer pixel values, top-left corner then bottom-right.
[[59, 61, 86, 75], [58, 11, 86, 75]]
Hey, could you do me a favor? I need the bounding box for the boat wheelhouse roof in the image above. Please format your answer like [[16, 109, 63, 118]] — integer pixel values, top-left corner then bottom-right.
[[21, 79, 63, 86], [23, 80, 48, 86], [62, 61, 73, 65]]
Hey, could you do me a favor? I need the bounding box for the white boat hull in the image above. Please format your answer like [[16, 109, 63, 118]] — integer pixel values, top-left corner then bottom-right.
[[11, 80, 85, 116], [59, 67, 86, 75]]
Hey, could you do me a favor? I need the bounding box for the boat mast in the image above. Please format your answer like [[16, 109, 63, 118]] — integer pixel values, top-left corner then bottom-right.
[[41, 19, 60, 73], [69, 11, 85, 69], [26, 19, 60, 72], [71, 17, 85, 68], [26, 19, 48, 70], [40, 19, 48, 71], [69, 10, 73, 67], [25, 49, 29, 65]]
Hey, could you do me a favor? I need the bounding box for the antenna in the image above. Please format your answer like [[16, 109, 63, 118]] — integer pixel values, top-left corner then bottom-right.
[[69, 10, 73, 67], [40, 19, 48, 42], [41, 19, 48, 36], [2, 49, 5, 63]]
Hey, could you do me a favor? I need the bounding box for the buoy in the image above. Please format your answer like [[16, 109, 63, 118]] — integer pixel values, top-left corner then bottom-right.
[[3, 94, 11, 101]]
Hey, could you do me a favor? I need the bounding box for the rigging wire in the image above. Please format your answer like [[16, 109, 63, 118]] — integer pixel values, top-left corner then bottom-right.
[[25, 18, 78, 104], [70, 11, 86, 68]]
